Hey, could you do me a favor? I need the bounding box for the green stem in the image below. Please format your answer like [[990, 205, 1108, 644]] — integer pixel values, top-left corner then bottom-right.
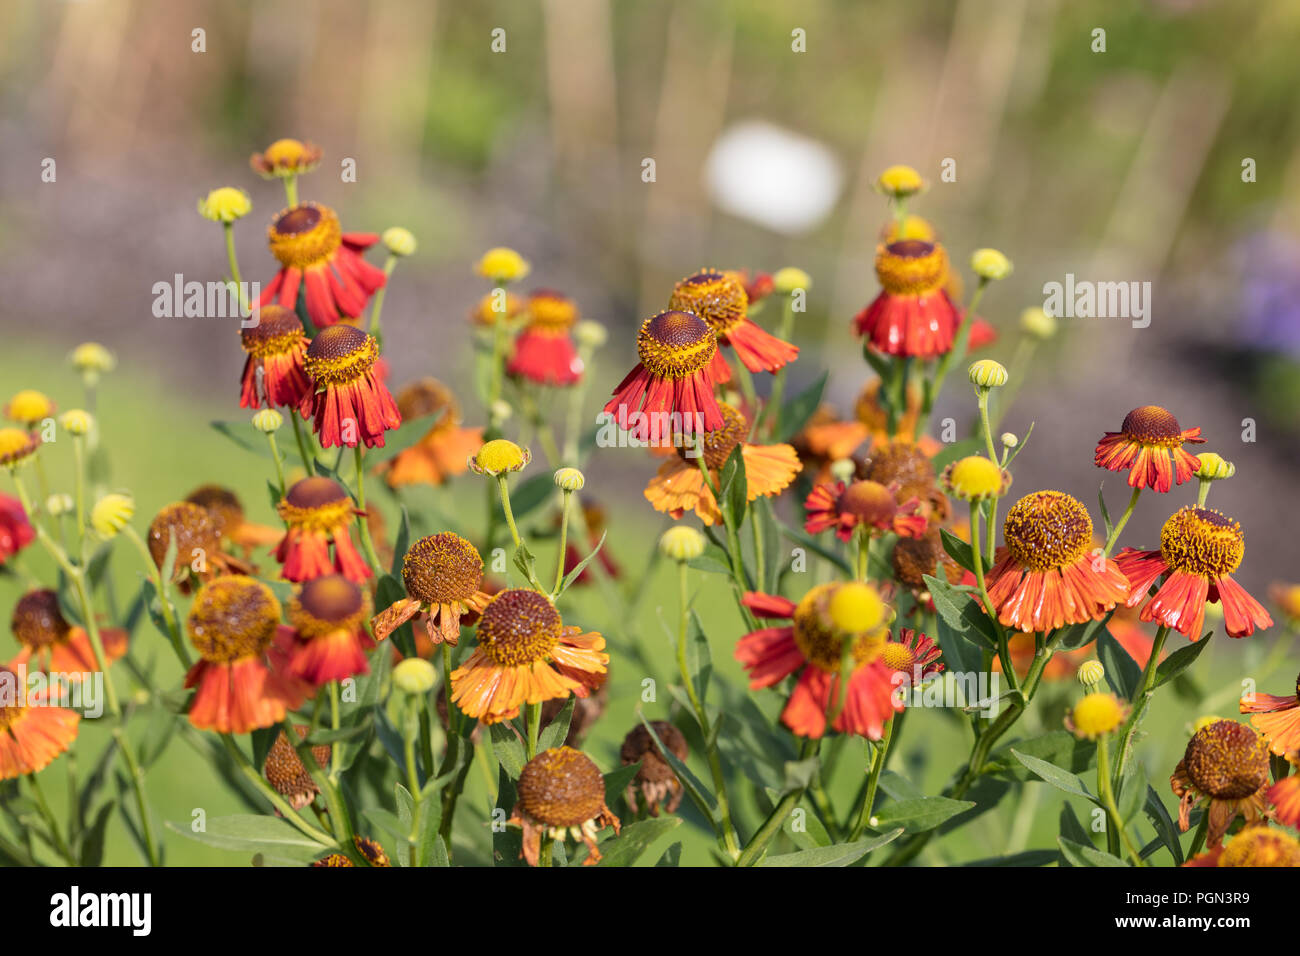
[[1196, 478, 1211, 508], [1096, 735, 1145, 865], [329, 680, 342, 781], [353, 444, 383, 574], [496, 474, 543, 591], [552, 489, 572, 596], [736, 737, 818, 866], [367, 256, 399, 349], [1112, 625, 1171, 785], [284, 173, 298, 208], [123, 525, 188, 667], [289, 408, 315, 475], [848, 716, 895, 842], [402, 699, 423, 866], [756, 296, 796, 438], [487, 285, 508, 413], [976, 389, 998, 462], [1104, 487, 1141, 556], [526, 701, 540, 760], [221, 734, 336, 846], [675, 559, 741, 859], [918, 279, 989, 438], [970, 505, 1016, 692], [28, 773, 75, 865], [265, 432, 286, 495]]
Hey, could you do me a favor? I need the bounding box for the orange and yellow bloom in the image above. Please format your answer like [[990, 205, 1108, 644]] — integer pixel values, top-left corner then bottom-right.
[[1094, 405, 1204, 493]]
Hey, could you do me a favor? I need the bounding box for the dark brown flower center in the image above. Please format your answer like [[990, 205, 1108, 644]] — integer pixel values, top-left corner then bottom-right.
[[187, 576, 281, 664], [517, 746, 606, 827], [401, 532, 483, 605], [1121, 405, 1183, 444], [11, 590, 72, 649], [475, 589, 562, 667], [1183, 721, 1269, 799]]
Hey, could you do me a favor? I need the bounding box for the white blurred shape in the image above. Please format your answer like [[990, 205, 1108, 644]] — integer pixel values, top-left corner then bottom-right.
[[704, 120, 843, 235]]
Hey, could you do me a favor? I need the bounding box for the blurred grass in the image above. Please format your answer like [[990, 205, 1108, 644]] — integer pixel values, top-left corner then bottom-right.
[[2, 343, 1293, 866]]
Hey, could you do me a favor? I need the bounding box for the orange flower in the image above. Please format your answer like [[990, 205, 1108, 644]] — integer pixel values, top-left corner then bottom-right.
[[506, 290, 583, 386], [982, 491, 1129, 633], [0, 667, 79, 779], [509, 747, 620, 866], [1183, 826, 1300, 867], [605, 310, 725, 443], [8, 589, 127, 678], [450, 589, 607, 724], [372, 532, 491, 646], [668, 269, 797, 382], [238, 305, 312, 410], [301, 325, 402, 449], [1117, 507, 1272, 640], [1170, 720, 1271, 848], [378, 379, 483, 489], [644, 403, 800, 525], [286, 575, 375, 685], [736, 585, 901, 740], [803, 479, 927, 542], [259, 202, 386, 329], [183, 577, 310, 734], [853, 240, 961, 358], [1094, 405, 1204, 493], [792, 406, 872, 483], [1241, 671, 1300, 756], [274, 477, 371, 584]]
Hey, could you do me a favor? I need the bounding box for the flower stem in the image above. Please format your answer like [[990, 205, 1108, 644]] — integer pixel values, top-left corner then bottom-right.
[[736, 737, 818, 866], [1104, 487, 1141, 556], [1096, 734, 1145, 865], [1111, 624, 1170, 786], [289, 408, 315, 475], [221, 734, 336, 846], [367, 256, 398, 350], [848, 716, 895, 842], [283, 173, 298, 208], [525, 701, 541, 760], [552, 488, 572, 596], [353, 444, 383, 574], [918, 278, 989, 438], [265, 432, 286, 496], [675, 559, 741, 859], [496, 474, 543, 591], [28, 773, 76, 865]]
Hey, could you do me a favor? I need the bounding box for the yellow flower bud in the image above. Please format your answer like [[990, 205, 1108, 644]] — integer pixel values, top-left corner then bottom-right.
[[0, 428, 39, 469], [1000, 432, 1018, 449], [490, 400, 513, 423], [70, 342, 116, 376], [554, 467, 585, 492], [470, 439, 529, 476], [45, 493, 74, 517], [252, 408, 284, 433], [392, 658, 437, 695], [828, 582, 886, 634], [91, 493, 134, 538], [1077, 660, 1105, 688], [474, 247, 530, 284], [942, 456, 1008, 502], [1194, 452, 1235, 481], [968, 359, 1008, 389], [876, 164, 925, 198], [970, 248, 1012, 281], [772, 267, 811, 295], [59, 409, 93, 436], [574, 320, 608, 349], [382, 227, 417, 258], [829, 458, 856, 483], [659, 526, 706, 562], [1019, 307, 1057, 340], [4, 390, 55, 426], [198, 186, 252, 223]]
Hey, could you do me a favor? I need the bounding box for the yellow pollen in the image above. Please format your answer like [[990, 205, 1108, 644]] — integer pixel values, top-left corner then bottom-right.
[[304, 325, 377, 387], [475, 439, 526, 475], [476, 589, 562, 667], [792, 584, 886, 673], [241, 306, 306, 358], [668, 270, 748, 337], [945, 456, 1003, 500], [828, 582, 886, 633], [1160, 507, 1244, 578], [187, 576, 281, 664], [1003, 491, 1093, 572], [875, 241, 947, 296], [881, 642, 916, 672], [1218, 828, 1300, 867], [268, 202, 342, 270]]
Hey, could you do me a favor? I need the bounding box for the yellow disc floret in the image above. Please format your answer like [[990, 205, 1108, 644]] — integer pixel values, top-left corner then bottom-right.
[[1160, 507, 1244, 578], [875, 240, 948, 296], [474, 589, 561, 667], [636, 310, 717, 380], [792, 584, 886, 672], [267, 203, 342, 270], [1068, 692, 1126, 739], [943, 456, 1005, 501], [827, 582, 886, 634], [187, 576, 281, 664], [1003, 491, 1094, 572]]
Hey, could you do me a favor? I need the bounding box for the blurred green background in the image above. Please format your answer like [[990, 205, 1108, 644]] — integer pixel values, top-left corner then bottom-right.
[[2, 0, 1299, 865]]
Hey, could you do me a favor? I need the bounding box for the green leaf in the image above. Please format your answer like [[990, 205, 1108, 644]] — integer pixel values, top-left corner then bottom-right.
[[1055, 610, 1114, 651], [604, 761, 642, 807], [210, 420, 272, 458], [777, 370, 829, 442], [513, 541, 538, 586], [78, 801, 115, 867], [925, 575, 997, 650], [595, 817, 681, 867], [655, 842, 682, 867], [167, 814, 330, 858], [760, 830, 904, 867], [988, 731, 1096, 781], [1143, 786, 1184, 864], [391, 505, 412, 576], [775, 517, 852, 576], [1153, 632, 1213, 690], [961, 849, 1059, 866], [686, 540, 733, 576], [1057, 836, 1128, 867], [869, 796, 974, 834], [685, 610, 712, 704], [1011, 749, 1097, 803], [488, 723, 526, 780], [717, 443, 748, 527], [939, 527, 984, 574], [1097, 484, 1114, 539], [537, 697, 575, 752], [559, 531, 607, 593], [1118, 759, 1147, 823], [1097, 630, 1142, 699]]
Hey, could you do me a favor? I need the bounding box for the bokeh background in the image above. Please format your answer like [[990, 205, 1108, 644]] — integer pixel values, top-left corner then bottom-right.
[[2, 0, 1299, 865]]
